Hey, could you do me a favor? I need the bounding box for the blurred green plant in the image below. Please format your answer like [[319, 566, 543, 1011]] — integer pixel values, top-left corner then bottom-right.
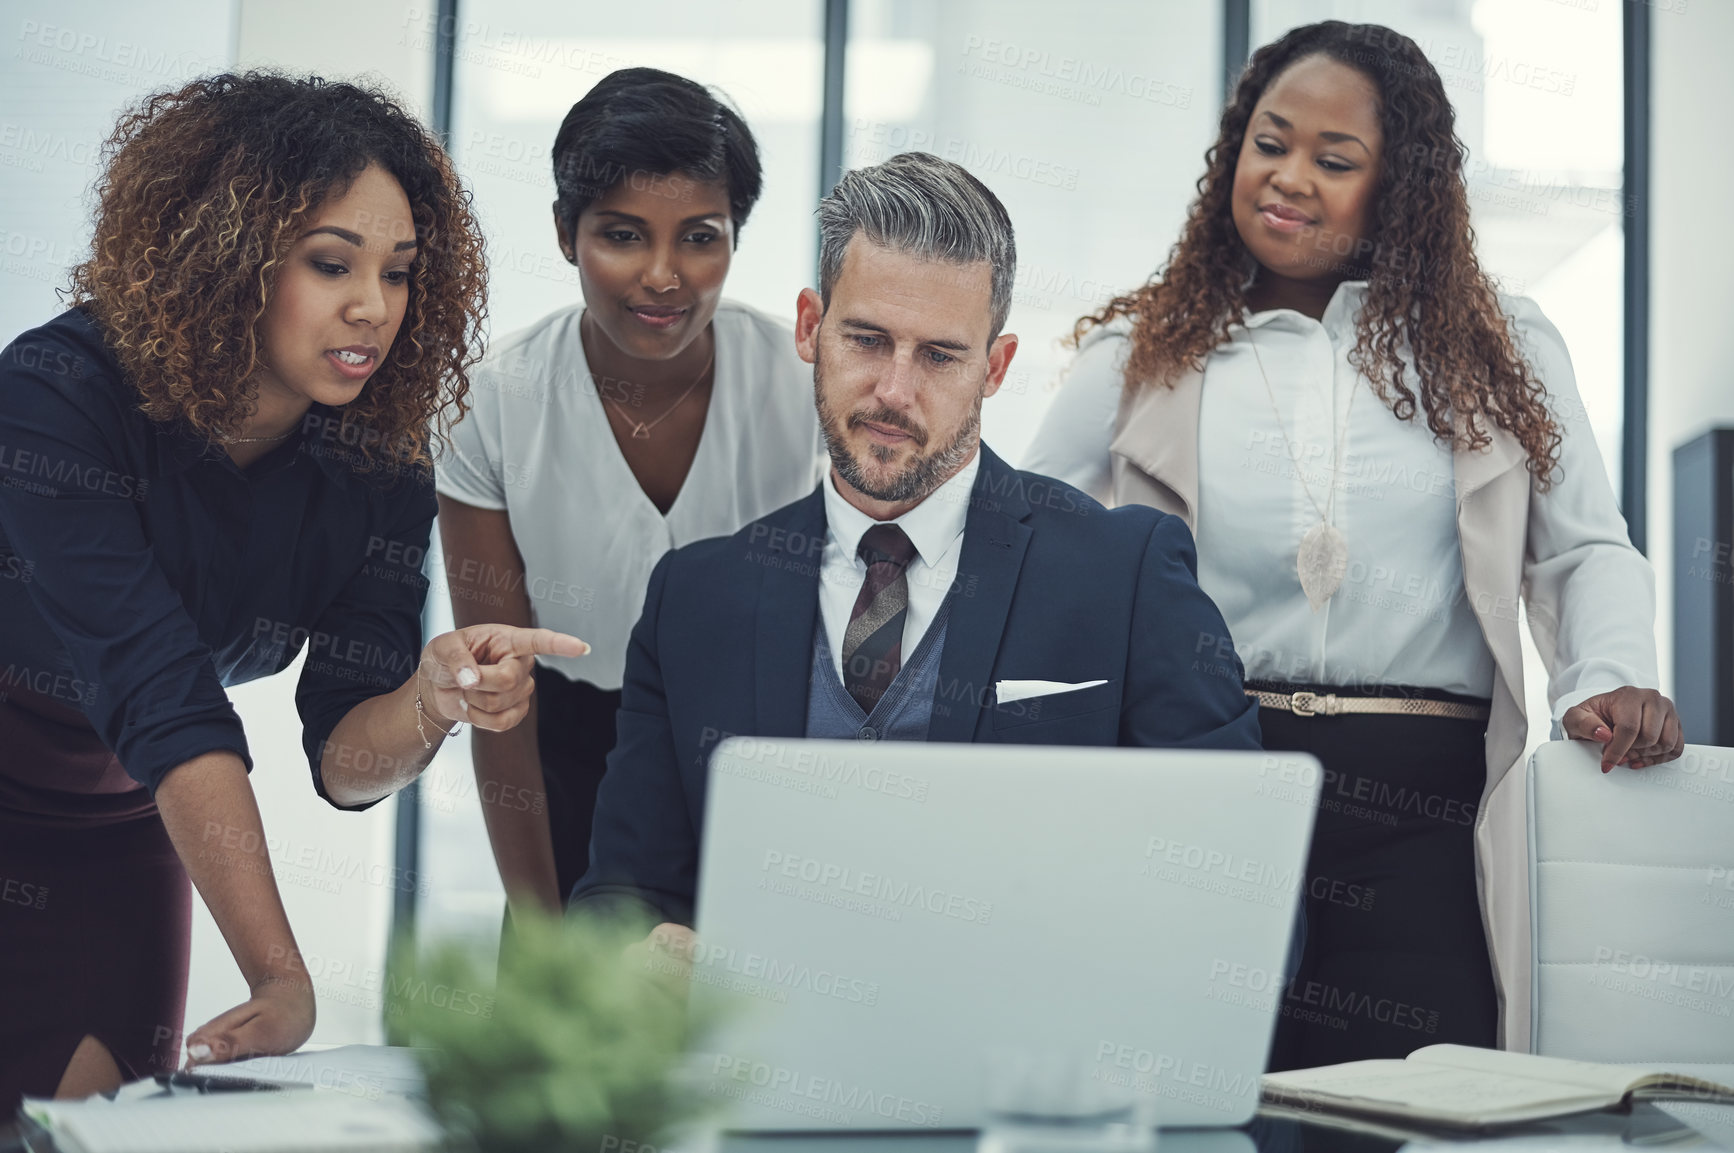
[[391, 910, 715, 1153]]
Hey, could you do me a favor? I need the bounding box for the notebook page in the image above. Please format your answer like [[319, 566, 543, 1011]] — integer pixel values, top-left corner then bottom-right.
[[194, 1045, 429, 1098], [1262, 1059, 1611, 1118], [1629, 1063, 1734, 1099], [1408, 1045, 1694, 1097], [23, 1090, 444, 1153]]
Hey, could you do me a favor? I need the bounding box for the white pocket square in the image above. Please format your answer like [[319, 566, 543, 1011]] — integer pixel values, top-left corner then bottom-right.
[[994, 679, 1109, 705]]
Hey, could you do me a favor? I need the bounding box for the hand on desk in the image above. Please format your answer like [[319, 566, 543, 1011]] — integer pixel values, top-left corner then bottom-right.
[[1562, 686, 1685, 773], [627, 923, 697, 1003], [184, 976, 315, 1069], [418, 624, 590, 732]]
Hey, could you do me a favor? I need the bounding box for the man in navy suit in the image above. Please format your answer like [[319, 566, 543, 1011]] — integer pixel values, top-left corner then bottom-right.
[[569, 152, 1260, 934]]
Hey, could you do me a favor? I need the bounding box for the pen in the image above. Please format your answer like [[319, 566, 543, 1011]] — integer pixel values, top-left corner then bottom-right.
[[154, 1071, 294, 1093]]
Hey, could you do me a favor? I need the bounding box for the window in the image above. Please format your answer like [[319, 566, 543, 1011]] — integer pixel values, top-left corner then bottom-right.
[[846, 0, 1226, 464]]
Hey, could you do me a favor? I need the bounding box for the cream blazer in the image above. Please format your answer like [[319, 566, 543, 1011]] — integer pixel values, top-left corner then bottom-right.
[[1106, 328, 1658, 1051]]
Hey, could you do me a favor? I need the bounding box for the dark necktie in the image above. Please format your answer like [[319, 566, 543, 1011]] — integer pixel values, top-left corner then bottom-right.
[[842, 523, 918, 715]]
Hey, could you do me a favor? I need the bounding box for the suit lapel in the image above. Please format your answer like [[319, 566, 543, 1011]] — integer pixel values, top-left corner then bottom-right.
[[1453, 422, 1530, 774], [930, 446, 1033, 742], [1453, 420, 1527, 503], [1109, 365, 1202, 529], [752, 489, 825, 736]]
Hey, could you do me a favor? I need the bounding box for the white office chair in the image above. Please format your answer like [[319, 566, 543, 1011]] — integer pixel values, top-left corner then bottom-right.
[[1527, 741, 1734, 1062]]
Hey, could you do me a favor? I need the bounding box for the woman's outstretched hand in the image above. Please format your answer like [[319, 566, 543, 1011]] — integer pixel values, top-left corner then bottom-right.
[[417, 624, 589, 732], [1561, 686, 1685, 773]]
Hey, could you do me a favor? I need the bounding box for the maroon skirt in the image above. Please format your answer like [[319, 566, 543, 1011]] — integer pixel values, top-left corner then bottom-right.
[[0, 687, 191, 1110]]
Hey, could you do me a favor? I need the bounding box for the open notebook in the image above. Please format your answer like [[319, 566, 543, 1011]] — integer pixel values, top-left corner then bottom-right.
[[19, 1047, 439, 1153], [21, 1091, 442, 1153], [190, 1044, 428, 1098], [1260, 1044, 1734, 1131]]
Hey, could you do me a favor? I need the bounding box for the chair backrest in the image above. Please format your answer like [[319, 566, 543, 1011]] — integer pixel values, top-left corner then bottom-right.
[[1527, 741, 1734, 1061]]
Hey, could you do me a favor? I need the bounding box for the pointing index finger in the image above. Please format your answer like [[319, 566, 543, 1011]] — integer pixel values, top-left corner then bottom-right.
[[504, 627, 590, 660]]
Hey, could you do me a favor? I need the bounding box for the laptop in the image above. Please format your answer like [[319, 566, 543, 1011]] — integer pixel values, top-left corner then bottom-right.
[[689, 738, 1321, 1130]]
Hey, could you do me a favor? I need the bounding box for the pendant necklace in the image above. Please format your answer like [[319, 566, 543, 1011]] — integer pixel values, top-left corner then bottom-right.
[[1248, 335, 1356, 611], [603, 348, 715, 440]]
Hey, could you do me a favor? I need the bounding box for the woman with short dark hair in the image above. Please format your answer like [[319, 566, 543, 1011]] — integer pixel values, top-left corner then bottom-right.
[[0, 72, 577, 1106], [437, 67, 823, 921]]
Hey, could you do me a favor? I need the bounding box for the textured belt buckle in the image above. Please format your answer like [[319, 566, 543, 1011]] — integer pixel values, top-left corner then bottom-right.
[[1289, 691, 1317, 717]]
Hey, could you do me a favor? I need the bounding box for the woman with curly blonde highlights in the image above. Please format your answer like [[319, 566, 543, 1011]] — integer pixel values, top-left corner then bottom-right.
[[1027, 22, 1674, 1064], [0, 72, 583, 1107]]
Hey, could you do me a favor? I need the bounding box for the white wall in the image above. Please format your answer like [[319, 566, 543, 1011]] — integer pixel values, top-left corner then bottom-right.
[[233, 0, 433, 125], [0, 1, 231, 336], [847, 0, 1223, 465], [1647, 0, 1734, 703]]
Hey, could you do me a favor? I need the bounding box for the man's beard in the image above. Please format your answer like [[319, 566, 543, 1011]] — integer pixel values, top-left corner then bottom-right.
[[813, 347, 981, 506]]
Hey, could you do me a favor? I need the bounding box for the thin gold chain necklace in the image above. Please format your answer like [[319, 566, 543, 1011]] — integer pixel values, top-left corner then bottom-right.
[[603, 349, 715, 440]]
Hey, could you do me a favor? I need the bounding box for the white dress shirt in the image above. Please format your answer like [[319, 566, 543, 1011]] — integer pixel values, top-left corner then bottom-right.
[[435, 300, 827, 689], [1024, 283, 1638, 716], [817, 452, 979, 682]]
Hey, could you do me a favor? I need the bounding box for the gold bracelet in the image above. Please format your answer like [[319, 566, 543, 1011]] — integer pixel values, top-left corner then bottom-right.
[[415, 689, 461, 749]]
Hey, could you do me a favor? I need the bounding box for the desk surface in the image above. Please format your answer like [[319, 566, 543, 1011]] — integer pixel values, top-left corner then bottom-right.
[[712, 1102, 1734, 1152], [7, 1100, 1732, 1152]]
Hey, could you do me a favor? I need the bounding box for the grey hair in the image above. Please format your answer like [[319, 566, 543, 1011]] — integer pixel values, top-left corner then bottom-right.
[[816, 151, 1017, 343]]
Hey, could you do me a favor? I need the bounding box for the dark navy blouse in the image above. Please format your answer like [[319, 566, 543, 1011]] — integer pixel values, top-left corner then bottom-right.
[[0, 308, 435, 805]]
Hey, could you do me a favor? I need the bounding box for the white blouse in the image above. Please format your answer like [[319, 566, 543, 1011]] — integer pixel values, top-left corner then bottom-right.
[[1024, 283, 1629, 709], [435, 300, 827, 689]]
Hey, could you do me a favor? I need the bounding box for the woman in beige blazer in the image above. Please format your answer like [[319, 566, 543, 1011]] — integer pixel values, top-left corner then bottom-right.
[[1027, 21, 1681, 1064]]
